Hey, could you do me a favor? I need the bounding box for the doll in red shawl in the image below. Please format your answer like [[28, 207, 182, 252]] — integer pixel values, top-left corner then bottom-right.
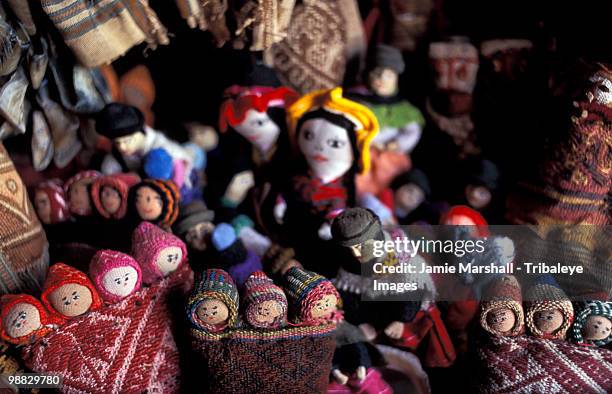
[[0, 294, 61, 345], [33, 179, 69, 225]]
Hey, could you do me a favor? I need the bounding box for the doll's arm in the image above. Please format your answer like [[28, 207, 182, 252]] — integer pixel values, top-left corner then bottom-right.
[[396, 122, 423, 153]]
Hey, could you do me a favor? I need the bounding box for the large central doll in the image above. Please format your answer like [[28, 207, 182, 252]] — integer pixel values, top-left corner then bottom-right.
[[281, 87, 378, 276]]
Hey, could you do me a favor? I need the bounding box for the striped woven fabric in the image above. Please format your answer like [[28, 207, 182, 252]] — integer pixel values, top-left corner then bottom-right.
[[41, 0, 168, 68], [190, 322, 336, 341]]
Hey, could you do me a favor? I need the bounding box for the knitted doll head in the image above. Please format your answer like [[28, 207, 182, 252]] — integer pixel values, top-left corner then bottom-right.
[[390, 169, 431, 216], [0, 294, 58, 345], [89, 250, 142, 303], [91, 173, 140, 219], [242, 271, 288, 329], [287, 88, 379, 182], [174, 201, 215, 252], [34, 180, 69, 224], [429, 38, 479, 95], [524, 275, 574, 339], [463, 158, 499, 210], [480, 275, 524, 336], [129, 179, 180, 228], [95, 103, 146, 156], [41, 263, 103, 319], [283, 267, 341, 324], [331, 208, 384, 265], [367, 45, 405, 97], [131, 222, 187, 284], [220, 86, 298, 155], [64, 170, 101, 216], [143, 148, 174, 180], [186, 269, 239, 332], [571, 301, 612, 346]]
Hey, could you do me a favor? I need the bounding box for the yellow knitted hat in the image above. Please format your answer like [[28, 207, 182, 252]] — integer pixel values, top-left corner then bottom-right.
[[287, 87, 379, 174]]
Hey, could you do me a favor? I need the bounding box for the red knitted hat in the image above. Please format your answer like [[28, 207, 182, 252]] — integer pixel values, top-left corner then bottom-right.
[[91, 173, 140, 219], [41, 263, 103, 321], [64, 170, 101, 216], [0, 294, 60, 345], [129, 179, 180, 228], [441, 205, 489, 237], [34, 179, 69, 224]]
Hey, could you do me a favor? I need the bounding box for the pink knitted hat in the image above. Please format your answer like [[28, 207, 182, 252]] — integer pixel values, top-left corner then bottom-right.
[[89, 250, 142, 303], [131, 222, 187, 285]]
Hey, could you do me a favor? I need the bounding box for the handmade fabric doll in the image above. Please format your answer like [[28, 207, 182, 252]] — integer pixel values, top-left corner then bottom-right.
[[33, 179, 69, 225], [283, 266, 342, 325], [0, 294, 59, 345], [128, 179, 180, 229], [186, 269, 239, 333], [41, 263, 103, 321], [330, 207, 436, 342], [210, 223, 263, 287], [173, 200, 216, 254], [462, 157, 501, 221], [571, 301, 612, 347], [91, 173, 141, 220], [331, 321, 384, 385], [131, 222, 187, 285], [524, 275, 574, 340], [390, 168, 443, 224], [95, 103, 195, 186], [242, 271, 288, 329], [89, 250, 142, 303], [479, 275, 524, 337], [64, 170, 101, 217]]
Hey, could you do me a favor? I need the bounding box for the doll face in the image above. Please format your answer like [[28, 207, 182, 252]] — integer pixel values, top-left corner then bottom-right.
[[188, 124, 218, 149], [234, 109, 280, 154], [114, 131, 146, 156], [34, 190, 52, 224], [196, 299, 229, 325], [430, 46, 479, 94], [156, 246, 183, 275], [310, 294, 337, 319], [465, 185, 491, 210], [48, 283, 93, 317], [534, 309, 564, 334], [135, 186, 163, 221], [101, 186, 121, 215], [186, 222, 215, 251], [251, 300, 283, 327], [3, 303, 41, 339], [395, 184, 425, 213], [369, 67, 399, 97], [583, 315, 612, 341], [102, 266, 139, 297], [69, 180, 92, 215], [486, 307, 515, 333], [298, 118, 353, 184]]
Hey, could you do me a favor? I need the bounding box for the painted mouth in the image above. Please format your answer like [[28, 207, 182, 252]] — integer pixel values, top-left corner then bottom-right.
[[312, 154, 328, 162]]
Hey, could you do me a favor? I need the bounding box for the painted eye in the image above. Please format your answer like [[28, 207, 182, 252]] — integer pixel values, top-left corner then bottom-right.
[[327, 138, 345, 149], [303, 130, 314, 140]]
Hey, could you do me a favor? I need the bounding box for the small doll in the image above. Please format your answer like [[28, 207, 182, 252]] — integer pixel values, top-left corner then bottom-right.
[[41, 263, 103, 320], [129, 179, 180, 229], [33, 179, 69, 225], [91, 173, 141, 220], [390, 168, 437, 224], [571, 301, 612, 347], [331, 321, 381, 385], [173, 200, 215, 253], [186, 123, 218, 152], [462, 157, 500, 214], [479, 275, 524, 337], [186, 269, 239, 333], [210, 223, 262, 287], [0, 294, 60, 345], [242, 271, 288, 329], [96, 103, 195, 185], [283, 266, 342, 325], [524, 275, 574, 340], [131, 222, 187, 285], [89, 249, 142, 303], [64, 170, 101, 217]]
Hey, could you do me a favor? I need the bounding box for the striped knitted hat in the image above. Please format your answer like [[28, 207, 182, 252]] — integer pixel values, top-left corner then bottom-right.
[[91, 173, 140, 219], [524, 275, 574, 340], [129, 179, 180, 228], [186, 269, 239, 331], [34, 179, 69, 224], [571, 300, 612, 347], [480, 274, 524, 337], [64, 170, 101, 216], [242, 271, 287, 329], [283, 267, 340, 322]]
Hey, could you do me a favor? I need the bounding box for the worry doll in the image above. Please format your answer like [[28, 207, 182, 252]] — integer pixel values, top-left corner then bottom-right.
[[91, 173, 140, 220], [186, 269, 239, 333], [571, 301, 612, 347], [0, 294, 61, 345], [129, 179, 180, 230], [64, 170, 101, 217], [242, 271, 288, 329], [283, 267, 342, 325], [33, 179, 69, 225], [89, 249, 142, 303]]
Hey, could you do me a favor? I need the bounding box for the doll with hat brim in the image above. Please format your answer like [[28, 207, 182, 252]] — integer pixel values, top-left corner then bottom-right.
[[186, 269, 239, 333], [64, 170, 101, 217], [129, 179, 180, 230], [283, 267, 342, 325], [131, 222, 187, 285], [242, 271, 288, 329], [210, 223, 262, 288], [480, 275, 524, 337], [0, 294, 60, 345], [173, 200, 215, 253], [571, 301, 612, 347], [389, 168, 444, 224], [89, 250, 142, 303], [41, 263, 103, 321], [34, 179, 69, 225], [91, 173, 140, 220]]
